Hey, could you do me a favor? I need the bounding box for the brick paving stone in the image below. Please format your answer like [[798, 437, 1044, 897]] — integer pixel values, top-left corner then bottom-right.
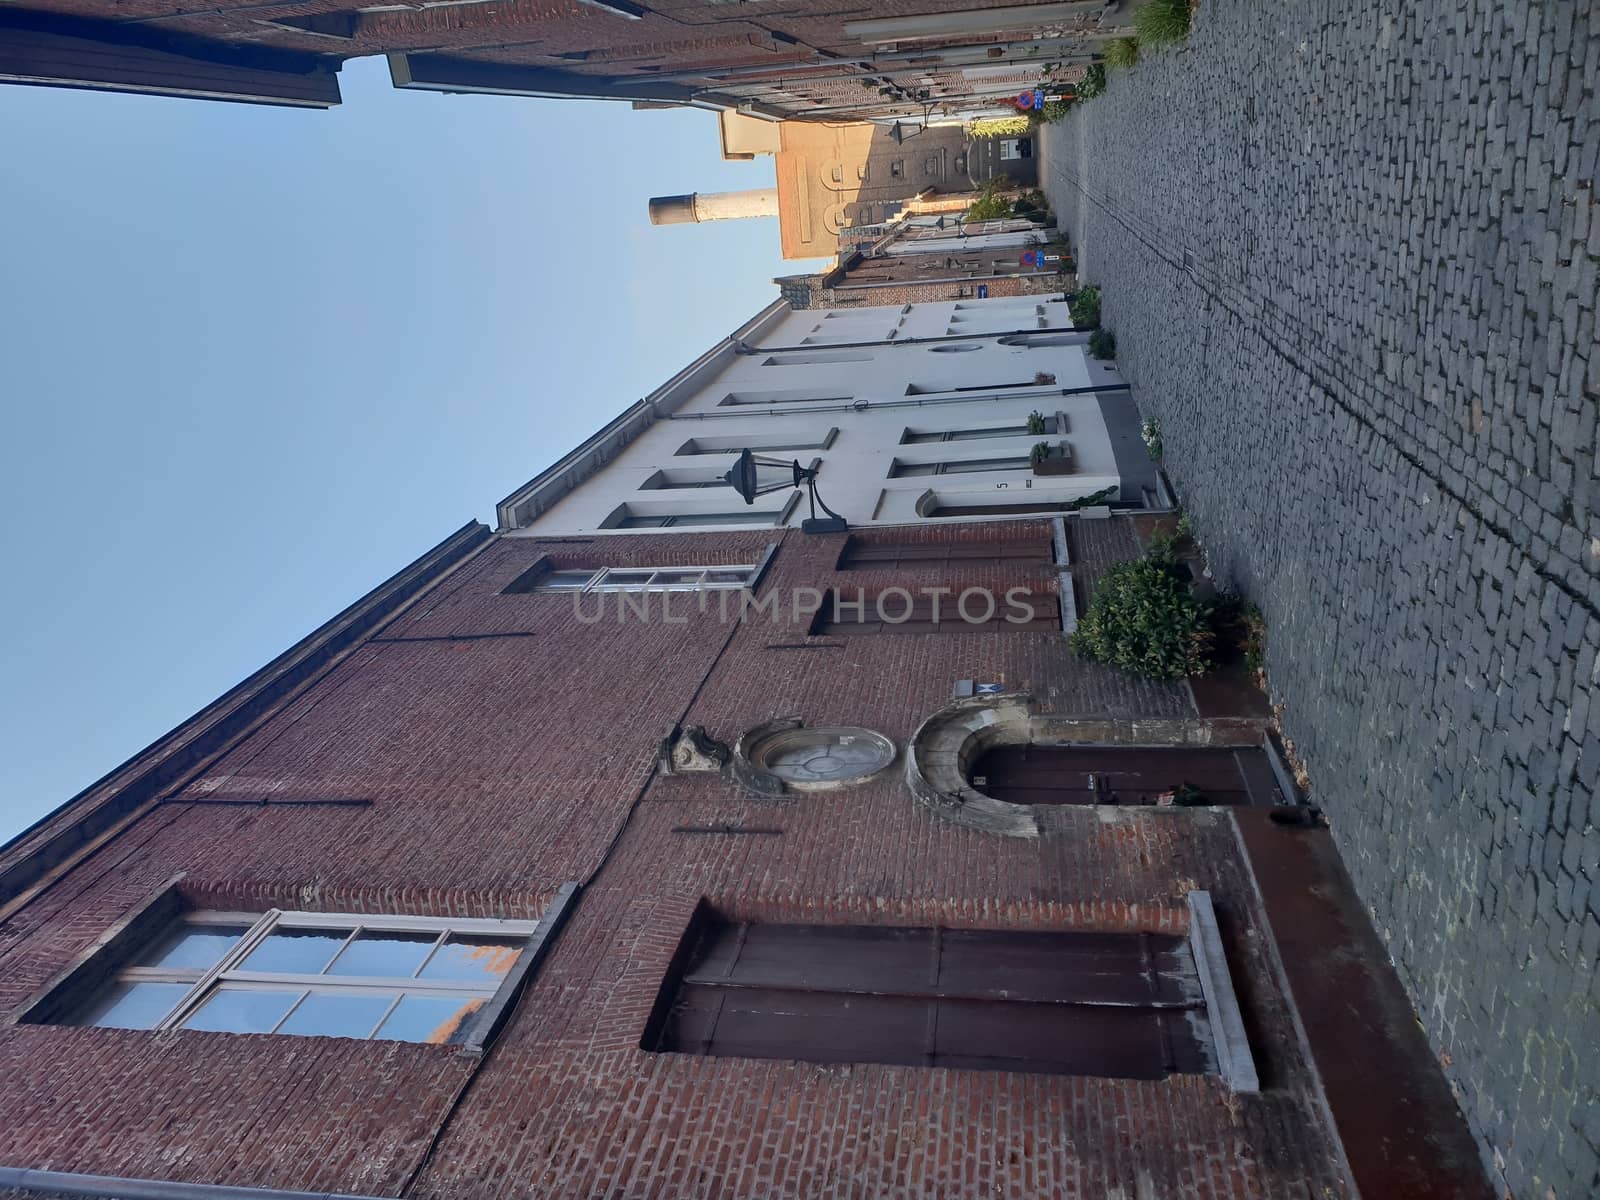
[[1041, 2, 1599, 1196]]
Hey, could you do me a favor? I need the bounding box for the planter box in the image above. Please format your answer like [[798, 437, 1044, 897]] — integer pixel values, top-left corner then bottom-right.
[[1032, 441, 1075, 476]]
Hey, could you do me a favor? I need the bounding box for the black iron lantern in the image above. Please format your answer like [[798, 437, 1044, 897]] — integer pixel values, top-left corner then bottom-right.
[[721, 449, 847, 534]]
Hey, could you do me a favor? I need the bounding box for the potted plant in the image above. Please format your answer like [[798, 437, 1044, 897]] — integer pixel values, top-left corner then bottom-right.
[[1031, 441, 1076, 476]]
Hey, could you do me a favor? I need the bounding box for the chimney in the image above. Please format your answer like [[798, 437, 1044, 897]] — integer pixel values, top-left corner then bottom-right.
[[649, 188, 780, 226]]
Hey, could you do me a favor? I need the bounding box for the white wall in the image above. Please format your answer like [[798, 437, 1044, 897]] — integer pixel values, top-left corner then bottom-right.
[[509, 296, 1131, 537]]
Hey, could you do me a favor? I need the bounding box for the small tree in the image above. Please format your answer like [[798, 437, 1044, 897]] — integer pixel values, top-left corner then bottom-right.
[[1069, 283, 1101, 328], [1071, 541, 1215, 679], [965, 177, 1015, 222]]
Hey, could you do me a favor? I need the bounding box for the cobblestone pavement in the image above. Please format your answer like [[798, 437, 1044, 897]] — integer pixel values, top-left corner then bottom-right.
[[1041, 3, 1598, 1196]]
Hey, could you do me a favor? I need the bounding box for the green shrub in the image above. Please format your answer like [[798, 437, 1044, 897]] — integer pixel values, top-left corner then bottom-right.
[[1133, 0, 1190, 47], [966, 194, 1013, 220], [1064, 485, 1118, 511], [1075, 63, 1106, 99], [965, 176, 1015, 222], [1027, 410, 1048, 435], [1141, 418, 1163, 460], [966, 115, 1031, 138], [1012, 188, 1051, 220], [1213, 594, 1267, 672], [1030, 441, 1051, 464], [1070, 283, 1101, 328], [1071, 544, 1214, 679], [1103, 38, 1140, 69], [1028, 100, 1074, 125], [1088, 329, 1117, 359]]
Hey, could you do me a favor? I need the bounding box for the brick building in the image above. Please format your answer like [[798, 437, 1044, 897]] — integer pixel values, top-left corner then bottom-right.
[[0, 294, 1492, 1199], [0, 0, 1116, 112], [779, 215, 1066, 308], [648, 113, 1045, 261]]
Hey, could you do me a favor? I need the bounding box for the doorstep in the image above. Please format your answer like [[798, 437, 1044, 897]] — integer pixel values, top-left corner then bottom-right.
[[1232, 809, 1493, 1200]]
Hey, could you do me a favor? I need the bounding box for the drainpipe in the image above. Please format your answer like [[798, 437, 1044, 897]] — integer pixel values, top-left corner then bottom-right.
[[0, 1166, 386, 1200]]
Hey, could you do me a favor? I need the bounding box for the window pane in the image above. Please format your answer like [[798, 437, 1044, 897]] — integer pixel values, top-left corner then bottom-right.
[[373, 995, 485, 1045], [942, 457, 1028, 474], [539, 571, 594, 590], [238, 928, 349, 975], [675, 512, 769, 527], [80, 981, 190, 1030], [418, 936, 523, 982], [326, 930, 438, 978], [703, 569, 754, 585], [949, 426, 1027, 441], [277, 992, 397, 1040], [182, 987, 302, 1034], [142, 924, 250, 971], [646, 570, 706, 587]]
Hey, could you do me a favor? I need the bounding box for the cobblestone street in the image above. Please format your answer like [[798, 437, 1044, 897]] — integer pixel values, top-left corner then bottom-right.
[[1041, 3, 1598, 1196]]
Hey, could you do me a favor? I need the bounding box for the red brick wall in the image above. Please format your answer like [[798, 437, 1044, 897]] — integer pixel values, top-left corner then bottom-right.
[[0, 521, 1349, 1198]]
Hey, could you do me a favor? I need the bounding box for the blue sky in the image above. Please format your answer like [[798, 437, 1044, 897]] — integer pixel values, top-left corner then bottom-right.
[[0, 56, 824, 841]]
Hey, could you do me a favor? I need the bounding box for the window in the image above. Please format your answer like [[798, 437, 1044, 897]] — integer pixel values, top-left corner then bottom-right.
[[900, 423, 1039, 444], [507, 563, 762, 594], [643, 916, 1214, 1080], [810, 589, 1059, 634], [890, 159, 904, 177], [839, 535, 1052, 569], [904, 380, 1042, 395], [719, 388, 854, 407], [61, 910, 537, 1045], [640, 469, 731, 490], [265, 10, 360, 37], [617, 512, 774, 528], [676, 429, 838, 455], [888, 456, 1029, 477], [759, 352, 872, 366], [998, 333, 1082, 347]]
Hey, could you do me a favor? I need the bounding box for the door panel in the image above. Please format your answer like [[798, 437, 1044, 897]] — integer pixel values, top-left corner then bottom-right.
[[969, 746, 1262, 805]]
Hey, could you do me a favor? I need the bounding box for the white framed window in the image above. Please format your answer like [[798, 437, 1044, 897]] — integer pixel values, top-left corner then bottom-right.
[[71, 910, 538, 1045], [889, 455, 1030, 478], [535, 564, 762, 593]]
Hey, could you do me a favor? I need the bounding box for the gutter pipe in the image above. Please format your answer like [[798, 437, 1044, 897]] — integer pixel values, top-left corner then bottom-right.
[[0, 1166, 386, 1200]]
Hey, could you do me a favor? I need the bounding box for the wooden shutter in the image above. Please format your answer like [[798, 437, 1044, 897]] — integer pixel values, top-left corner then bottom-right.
[[648, 919, 1215, 1080]]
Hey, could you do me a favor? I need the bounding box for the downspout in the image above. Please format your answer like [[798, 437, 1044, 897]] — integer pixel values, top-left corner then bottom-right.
[[0, 1166, 386, 1200]]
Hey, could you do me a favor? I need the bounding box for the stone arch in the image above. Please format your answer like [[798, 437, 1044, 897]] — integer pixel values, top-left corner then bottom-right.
[[905, 694, 1270, 837]]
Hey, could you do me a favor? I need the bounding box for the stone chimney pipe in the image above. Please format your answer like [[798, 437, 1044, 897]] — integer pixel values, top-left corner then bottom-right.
[[649, 188, 780, 225]]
